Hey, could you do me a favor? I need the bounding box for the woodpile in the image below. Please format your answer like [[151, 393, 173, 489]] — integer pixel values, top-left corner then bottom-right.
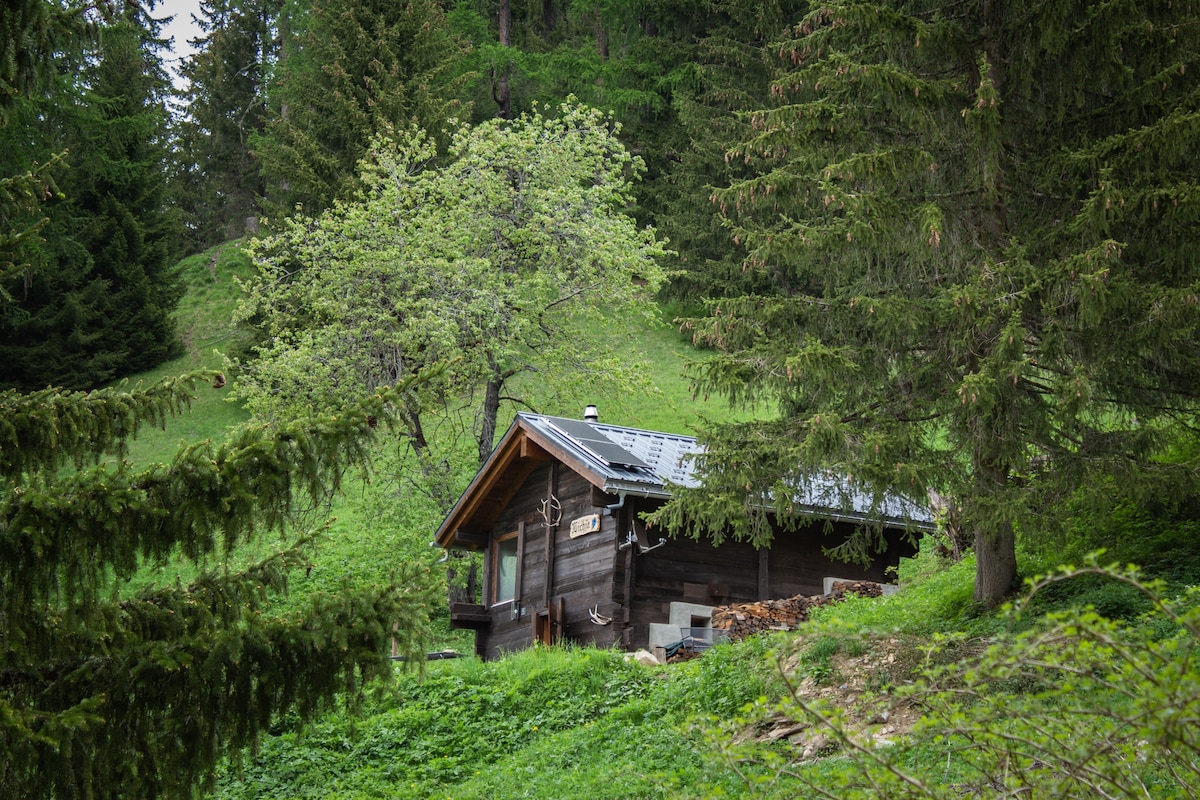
[[711, 581, 885, 641]]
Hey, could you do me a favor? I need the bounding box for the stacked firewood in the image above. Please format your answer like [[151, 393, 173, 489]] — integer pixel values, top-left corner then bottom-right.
[[711, 581, 884, 641]]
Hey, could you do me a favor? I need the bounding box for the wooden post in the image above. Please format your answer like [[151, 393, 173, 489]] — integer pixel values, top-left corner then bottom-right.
[[543, 463, 558, 608]]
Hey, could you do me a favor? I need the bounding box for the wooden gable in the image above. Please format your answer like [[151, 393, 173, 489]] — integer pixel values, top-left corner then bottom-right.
[[435, 418, 613, 550]]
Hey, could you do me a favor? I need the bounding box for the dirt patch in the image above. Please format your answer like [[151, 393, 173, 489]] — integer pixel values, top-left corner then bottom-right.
[[754, 634, 929, 760]]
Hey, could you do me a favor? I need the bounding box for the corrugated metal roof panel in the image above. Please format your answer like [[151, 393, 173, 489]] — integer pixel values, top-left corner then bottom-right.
[[518, 412, 934, 528], [542, 417, 652, 470], [588, 422, 703, 488]]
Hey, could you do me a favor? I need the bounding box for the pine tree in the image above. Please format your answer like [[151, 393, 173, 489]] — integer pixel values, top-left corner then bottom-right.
[[656, 0, 808, 302], [2, 7, 437, 796], [0, 7, 185, 390], [0, 375, 436, 799], [0, 0, 91, 117], [68, 9, 184, 374], [176, 0, 279, 247], [0, 0, 89, 296], [657, 0, 1200, 604], [254, 0, 468, 217]]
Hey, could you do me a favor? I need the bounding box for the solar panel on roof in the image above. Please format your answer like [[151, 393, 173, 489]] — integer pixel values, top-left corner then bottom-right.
[[544, 418, 651, 470]]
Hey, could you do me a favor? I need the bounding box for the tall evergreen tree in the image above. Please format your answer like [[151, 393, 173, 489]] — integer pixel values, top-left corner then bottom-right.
[[656, 0, 807, 302], [656, 0, 1200, 604], [177, 0, 280, 248], [444, 0, 798, 293], [67, 9, 184, 374], [1, 6, 437, 796], [254, 0, 468, 217], [0, 0, 91, 291], [0, 6, 184, 390], [0, 0, 91, 117]]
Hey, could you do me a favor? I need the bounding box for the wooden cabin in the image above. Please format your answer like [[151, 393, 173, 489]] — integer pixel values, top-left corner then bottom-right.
[[434, 410, 934, 660]]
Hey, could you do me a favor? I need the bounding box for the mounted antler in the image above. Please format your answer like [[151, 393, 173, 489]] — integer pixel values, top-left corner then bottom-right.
[[538, 495, 562, 526]]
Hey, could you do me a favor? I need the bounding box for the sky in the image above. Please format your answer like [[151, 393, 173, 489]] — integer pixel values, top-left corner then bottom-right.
[[154, 0, 204, 87]]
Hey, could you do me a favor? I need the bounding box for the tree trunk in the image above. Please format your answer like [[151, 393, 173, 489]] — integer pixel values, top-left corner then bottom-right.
[[971, 447, 1018, 607], [478, 370, 502, 467], [969, 13, 1014, 608], [498, 0, 510, 46], [594, 13, 608, 59], [494, 0, 511, 119], [973, 519, 1016, 606]]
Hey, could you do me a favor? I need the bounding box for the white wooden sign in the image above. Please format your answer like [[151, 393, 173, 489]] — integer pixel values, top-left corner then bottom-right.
[[569, 513, 600, 538]]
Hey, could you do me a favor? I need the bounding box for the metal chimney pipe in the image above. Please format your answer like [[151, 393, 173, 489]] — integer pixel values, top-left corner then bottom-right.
[[583, 404, 598, 421]]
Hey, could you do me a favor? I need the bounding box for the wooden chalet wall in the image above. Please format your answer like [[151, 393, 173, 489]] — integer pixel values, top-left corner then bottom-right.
[[474, 464, 627, 660], [456, 439, 922, 658], [622, 498, 918, 651]]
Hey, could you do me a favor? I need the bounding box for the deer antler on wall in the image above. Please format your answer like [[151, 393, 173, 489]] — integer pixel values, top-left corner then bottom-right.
[[538, 495, 562, 527], [588, 606, 612, 626]]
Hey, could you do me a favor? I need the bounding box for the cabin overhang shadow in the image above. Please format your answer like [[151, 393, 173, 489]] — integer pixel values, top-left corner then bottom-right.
[[434, 412, 934, 660]]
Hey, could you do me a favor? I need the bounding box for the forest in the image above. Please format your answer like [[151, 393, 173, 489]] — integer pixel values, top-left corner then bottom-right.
[[2, 0, 1200, 797]]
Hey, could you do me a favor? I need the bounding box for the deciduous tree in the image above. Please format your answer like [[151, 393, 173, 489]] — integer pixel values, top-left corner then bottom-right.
[[235, 102, 668, 508]]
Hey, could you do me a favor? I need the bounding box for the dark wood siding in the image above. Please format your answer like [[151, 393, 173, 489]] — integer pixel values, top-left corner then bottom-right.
[[764, 520, 910, 599], [626, 501, 918, 651], [475, 465, 623, 660], [470, 471, 920, 659]]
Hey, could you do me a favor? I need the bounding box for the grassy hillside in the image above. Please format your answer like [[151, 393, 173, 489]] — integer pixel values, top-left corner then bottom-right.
[[125, 242, 1199, 798], [214, 638, 782, 799], [118, 242, 254, 465], [210, 552, 1200, 799]]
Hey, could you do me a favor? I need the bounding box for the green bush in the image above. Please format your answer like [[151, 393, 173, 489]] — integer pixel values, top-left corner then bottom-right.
[[1051, 480, 1200, 588], [708, 564, 1200, 799], [1021, 570, 1156, 621]]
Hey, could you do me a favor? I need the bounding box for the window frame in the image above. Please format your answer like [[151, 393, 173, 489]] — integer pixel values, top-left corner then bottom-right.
[[490, 529, 521, 607]]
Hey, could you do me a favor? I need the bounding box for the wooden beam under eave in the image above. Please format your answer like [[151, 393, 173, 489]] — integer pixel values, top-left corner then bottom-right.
[[453, 530, 490, 549], [520, 438, 553, 460]]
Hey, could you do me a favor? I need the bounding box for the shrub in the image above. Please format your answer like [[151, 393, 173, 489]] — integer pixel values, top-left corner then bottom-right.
[[709, 562, 1200, 798]]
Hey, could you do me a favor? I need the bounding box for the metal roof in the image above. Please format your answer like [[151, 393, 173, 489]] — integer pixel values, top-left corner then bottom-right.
[[519, 413, 702, 496], [518, 413, 935, 529]]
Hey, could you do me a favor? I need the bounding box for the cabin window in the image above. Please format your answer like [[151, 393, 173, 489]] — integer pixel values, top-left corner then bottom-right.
[[492, 530, 519, 605]]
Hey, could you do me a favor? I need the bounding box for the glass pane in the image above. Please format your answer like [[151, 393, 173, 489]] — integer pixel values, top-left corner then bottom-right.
[[496, 538, 518, 603]]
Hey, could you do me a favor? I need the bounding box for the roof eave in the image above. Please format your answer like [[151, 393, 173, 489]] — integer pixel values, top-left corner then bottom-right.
[[434, 417, 526, 549]]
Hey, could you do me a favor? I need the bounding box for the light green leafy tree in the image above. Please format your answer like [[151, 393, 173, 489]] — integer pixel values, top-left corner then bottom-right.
[[235, 101, 668, 509], [656, 0, 1200, 605]]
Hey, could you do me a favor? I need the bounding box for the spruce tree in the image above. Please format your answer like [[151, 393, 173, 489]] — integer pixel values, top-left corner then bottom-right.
[[0, 375, 436, 799], [176, 0, 279, 247], [68, 9, 184, 375], [657, 0, 1200, 604], [1, 6, 437, 796], [656, 0, 808, 302], [0, 7, 184, 390], [254, 0, 467, 217]]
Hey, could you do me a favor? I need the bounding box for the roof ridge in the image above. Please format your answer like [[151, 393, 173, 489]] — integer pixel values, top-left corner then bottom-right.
[[519, 411, 698, 443]]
